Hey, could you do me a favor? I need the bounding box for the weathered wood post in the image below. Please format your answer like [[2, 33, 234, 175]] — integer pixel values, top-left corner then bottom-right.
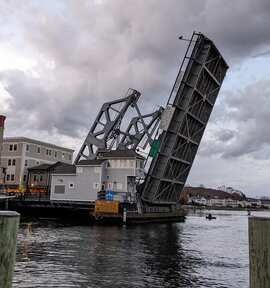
[[0, 211, 20, 288], [249, 216, 270, 288]]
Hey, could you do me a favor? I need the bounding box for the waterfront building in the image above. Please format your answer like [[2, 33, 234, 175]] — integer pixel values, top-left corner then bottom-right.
[[187, 194, 245, 208], [238, 200, 251, 208], [261, 199, 270, 209], [26, 162, 75, 199], [187, 196, 209, 206], [1, 137, 74, 191], [247, 198, 262, 208], [49, 149, 145, 203], [208, 197, 226, 207], [224, 198, 239, 208]]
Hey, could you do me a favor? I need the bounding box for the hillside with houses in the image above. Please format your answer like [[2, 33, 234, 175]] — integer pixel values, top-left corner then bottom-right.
[[181, 186, 270, 209]]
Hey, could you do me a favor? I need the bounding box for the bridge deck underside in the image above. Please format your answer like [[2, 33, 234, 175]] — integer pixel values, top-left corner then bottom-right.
[[142, 33, 229, 205]]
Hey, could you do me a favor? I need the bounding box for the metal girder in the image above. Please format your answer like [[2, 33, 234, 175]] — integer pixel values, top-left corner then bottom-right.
[[141, 32, 229, 205], [118, 106, 164, 151], [74, 88, 141, 164], [75, 88, 163, 163]]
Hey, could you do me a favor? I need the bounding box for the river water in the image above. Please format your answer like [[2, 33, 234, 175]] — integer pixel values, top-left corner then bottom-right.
[[12, 210, 270, 288]]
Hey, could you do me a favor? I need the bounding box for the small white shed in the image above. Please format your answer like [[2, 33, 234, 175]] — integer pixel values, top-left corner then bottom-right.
[[50, 159, 107, 202]]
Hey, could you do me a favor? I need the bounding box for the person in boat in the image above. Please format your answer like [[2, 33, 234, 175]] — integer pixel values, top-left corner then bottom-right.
[[206, 213, 216, 220]]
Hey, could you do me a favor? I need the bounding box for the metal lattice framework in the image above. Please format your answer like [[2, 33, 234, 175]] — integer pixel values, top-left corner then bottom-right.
[[141, 32, 229, 204], [118, 107, 164, 151], [75, 89, 163, 164], [75, 89, 141, 163]]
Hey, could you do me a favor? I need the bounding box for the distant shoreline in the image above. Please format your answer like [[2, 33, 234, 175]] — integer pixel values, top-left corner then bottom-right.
[[183, 205, 269, 212]]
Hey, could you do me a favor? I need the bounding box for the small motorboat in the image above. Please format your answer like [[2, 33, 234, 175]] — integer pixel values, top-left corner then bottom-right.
[[206, 213, 216, 220]]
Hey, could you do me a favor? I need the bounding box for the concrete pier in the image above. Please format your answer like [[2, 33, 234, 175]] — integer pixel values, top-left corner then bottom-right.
[[249, 216, 270, 288], [0, 211, 20, 288]]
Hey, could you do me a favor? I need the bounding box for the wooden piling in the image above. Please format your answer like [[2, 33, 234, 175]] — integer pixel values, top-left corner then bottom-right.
[[0, 211, 20, 288], [249, 216, 270, 288]]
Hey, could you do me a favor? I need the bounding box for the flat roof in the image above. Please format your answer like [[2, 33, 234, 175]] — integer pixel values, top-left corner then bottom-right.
[[3, 137, 74, 152], [97, 149, 145, 160], [77, 159, 106, 166], [29, 161, 76, 174]]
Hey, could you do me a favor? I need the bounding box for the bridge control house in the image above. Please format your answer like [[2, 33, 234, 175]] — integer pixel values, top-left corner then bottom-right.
[[48, 149, 145, 203]]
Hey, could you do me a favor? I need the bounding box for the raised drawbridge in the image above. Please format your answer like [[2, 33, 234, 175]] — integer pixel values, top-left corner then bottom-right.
[[76, 32, 228, 211]]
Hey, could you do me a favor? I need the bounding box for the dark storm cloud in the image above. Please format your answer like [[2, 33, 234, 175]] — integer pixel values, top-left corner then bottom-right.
[[253, 49, 270, 58], [1, 0, 270, 149], [199, 79, 270, 159], [222, 79, 270, 158]]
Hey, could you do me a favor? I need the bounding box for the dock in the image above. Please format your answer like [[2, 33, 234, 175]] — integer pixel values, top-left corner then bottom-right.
[[94, 210, 186, 224], [7, 197, 186, 225]]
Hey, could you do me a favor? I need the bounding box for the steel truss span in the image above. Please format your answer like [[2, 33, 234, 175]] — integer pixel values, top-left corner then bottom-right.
[[74, 88, 141, 163], [75, 88, 163, 164], [141, 32, 229, 205]]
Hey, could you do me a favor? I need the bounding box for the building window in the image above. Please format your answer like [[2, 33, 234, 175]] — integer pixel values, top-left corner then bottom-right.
[[109, 160, 115, 168], [49, 150, 52, 156], [8, 159, 11, 166], [9, 144, 17, 151], [54, 151, 57, 158], [55, 185, 65, 194], [68, 154, 72, 161], [40, 175, 43, 182], [62, 153, 65, 159], [93, 183, 100, 190], [69, 183, 74, 189], [26, 144, 29, 151], [117, 182, 123, 190], [6, 174, 10, 181], [46, 149, 49, 155], [33, 175, 37, 182], [23, 175, 27, 182], [128, 160, 133, 168], [11, 174, 15, 181], [25, 160, 28, 167], [37, 146, 41, 153], [12, 159, 16, 166]]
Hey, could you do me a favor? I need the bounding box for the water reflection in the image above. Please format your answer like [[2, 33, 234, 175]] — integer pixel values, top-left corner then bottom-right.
[[14, 210, 267, 288], [138, 224, 195, 287], [14, 222, 200, 288]]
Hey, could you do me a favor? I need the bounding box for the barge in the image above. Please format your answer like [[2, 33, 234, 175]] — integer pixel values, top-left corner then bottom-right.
[[7, 197, 186, 225]]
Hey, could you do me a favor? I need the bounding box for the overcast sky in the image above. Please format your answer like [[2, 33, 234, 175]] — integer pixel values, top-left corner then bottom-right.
[[1, 0, 270, 197]]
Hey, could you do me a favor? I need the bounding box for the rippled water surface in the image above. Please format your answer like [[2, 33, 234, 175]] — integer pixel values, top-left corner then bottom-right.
[[13, 210, 270, 288]]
